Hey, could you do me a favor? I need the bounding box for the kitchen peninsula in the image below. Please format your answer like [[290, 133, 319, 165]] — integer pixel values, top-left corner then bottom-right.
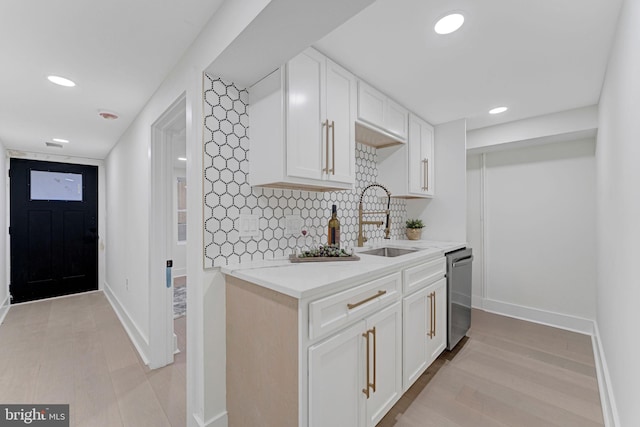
[[222, 240, 464, 427]]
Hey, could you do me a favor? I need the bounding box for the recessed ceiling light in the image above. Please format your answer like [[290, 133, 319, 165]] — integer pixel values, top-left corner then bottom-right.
[[178, 157, 187, 161], [47, 75, 76, 87], [489, 106, 508, 115], [52, 138, 69, 143], [434, 13, 465, 35]]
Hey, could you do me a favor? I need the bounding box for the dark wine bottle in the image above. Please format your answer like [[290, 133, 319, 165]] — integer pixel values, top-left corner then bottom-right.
[[328, 204, 340, 247]]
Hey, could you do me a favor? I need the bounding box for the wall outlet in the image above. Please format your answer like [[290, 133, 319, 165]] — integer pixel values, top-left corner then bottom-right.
[[285, 215, 303, 237], [238, 214, 260, 238]]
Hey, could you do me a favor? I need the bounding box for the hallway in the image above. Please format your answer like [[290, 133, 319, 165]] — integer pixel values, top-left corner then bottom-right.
[[0, 291, 186, 426]]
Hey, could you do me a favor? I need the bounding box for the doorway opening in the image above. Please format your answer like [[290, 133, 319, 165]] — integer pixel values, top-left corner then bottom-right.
[[9, 159, 98, 304], [149, 93, 187, 370]]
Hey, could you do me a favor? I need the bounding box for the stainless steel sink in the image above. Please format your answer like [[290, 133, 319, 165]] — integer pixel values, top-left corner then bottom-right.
[[360, 247, 419, 257]]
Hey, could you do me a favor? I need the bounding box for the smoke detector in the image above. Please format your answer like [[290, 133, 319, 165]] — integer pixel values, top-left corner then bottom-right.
[[99, 110, 119, 120]]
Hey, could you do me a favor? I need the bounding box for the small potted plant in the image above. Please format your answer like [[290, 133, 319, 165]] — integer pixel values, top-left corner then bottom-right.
[[405, 219, 424, 240]]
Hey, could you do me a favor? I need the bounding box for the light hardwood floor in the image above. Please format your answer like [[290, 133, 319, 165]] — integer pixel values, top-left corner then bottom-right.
[[378, 309, 604, 427], [1, 294, 602, 427], [0, 291, 186, 427]]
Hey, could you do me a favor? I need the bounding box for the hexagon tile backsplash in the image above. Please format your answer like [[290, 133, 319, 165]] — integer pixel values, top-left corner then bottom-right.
[[203, 75, 408, 268]]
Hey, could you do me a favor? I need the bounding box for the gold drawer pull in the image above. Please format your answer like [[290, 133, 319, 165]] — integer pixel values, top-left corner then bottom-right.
[[347, 290, 387, 310], [362, 327, 377, 398]]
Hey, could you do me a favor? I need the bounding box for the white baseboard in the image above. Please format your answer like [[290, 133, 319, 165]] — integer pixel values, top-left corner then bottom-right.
[[477, 297, 595, 335], [102, 282, 151, 366], [192, 411, 228, 427], [592, 322, 620, 427], [0, 295, 10, 324], [174, 333, 180, 355]]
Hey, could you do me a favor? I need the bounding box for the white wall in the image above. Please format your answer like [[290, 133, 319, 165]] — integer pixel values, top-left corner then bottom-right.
[[596, 0, 640, 425], [467, 139, 597, 331], [408, 119, 467, 242], [0, 141, 8, 323], [467, 106, 598, 153], [466, 154, 484, 306], [104, 1, 273, 426]]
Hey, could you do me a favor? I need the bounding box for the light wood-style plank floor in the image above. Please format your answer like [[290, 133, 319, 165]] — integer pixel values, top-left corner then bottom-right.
[[378, 309, 604, 427], [0, 291, 186, 427], [1, 293, 602, 427]]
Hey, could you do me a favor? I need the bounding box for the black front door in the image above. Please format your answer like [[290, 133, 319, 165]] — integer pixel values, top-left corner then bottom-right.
[[9, 159, 98, 303]]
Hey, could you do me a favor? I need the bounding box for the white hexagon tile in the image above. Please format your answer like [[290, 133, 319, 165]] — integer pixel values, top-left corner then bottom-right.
[[203, 75, 408, 268]]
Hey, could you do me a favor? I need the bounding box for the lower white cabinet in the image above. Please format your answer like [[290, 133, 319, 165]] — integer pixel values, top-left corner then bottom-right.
[[225, 255, 447, 427], [308, 320, 366, 427], [402, 277, 447, 389], [309, 301, 402, 427]]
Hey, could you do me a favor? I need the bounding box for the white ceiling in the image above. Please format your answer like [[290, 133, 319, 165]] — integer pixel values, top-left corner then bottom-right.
[[315, 0, 622, 130], [0, 0, 224, 159], [0, 0, 623, 161]]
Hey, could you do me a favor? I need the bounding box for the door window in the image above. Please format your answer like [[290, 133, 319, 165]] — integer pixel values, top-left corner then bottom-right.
[[30, 170, 83, 201]]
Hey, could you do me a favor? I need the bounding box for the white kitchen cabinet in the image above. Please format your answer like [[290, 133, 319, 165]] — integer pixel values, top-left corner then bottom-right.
[[357, 81, 408, 143], [308, 321, 366, 427], [225, 252, 448, 427], [402, 277, 447, 389], [365, 301, 402, 426], [250, 48, 356, 191], [408, 114, 435, 196], [378, 113, 435, 198], [308, 301, 402, 427]]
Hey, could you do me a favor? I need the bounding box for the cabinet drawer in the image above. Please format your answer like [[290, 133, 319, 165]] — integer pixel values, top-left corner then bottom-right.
[[403, 257, 445, 294], [309, 272, 401, 340]]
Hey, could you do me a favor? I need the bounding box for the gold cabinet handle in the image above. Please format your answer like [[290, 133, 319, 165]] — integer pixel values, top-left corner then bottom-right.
[[422, 159, 428, 191], [362, 329, 371, 398], [330, 120, 335, 175], [347, 290, 387, 310], [427, 292, 434, 338], [433, 291, 436, 337], [371, 326, 377, 393], [323, 120, 330, 173], [426, 158, 429, 191]]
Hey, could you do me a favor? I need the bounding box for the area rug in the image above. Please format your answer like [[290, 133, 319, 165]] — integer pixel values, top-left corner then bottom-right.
[[174, 286, 186, 318]]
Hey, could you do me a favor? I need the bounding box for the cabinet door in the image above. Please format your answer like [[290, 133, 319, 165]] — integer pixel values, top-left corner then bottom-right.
[[309, 321, 366, 427], [286, 49, 325, 181], [325, 59, 356, 185], [357, 81, 386, 130], [385, 99, 408, 140], [402, 287, 429, 390], [427, 278, 447, 365], [408, 115, 435, 196], [365, 301, 402, 427]]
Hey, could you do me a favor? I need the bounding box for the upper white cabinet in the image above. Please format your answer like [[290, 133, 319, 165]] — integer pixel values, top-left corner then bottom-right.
[[356, 81, 408, 145], [249, 48, 356, 191], [378, 113, 435, 198], [408, 114, 435, 197]]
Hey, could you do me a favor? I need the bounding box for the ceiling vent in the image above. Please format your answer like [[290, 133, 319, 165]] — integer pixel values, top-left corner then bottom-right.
[[45, 142, 64, 148]]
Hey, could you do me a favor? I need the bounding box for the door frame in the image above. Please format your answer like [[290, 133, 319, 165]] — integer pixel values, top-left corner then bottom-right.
[[149, 93, 187, 369], [5, 152, 106, 305]]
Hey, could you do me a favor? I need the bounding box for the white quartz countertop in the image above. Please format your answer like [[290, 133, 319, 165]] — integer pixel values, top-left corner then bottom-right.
[[221, 240, 466, 299]]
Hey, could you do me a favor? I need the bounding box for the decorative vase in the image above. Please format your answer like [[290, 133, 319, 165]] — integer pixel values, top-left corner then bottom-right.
[[406, 228, 422, 240]]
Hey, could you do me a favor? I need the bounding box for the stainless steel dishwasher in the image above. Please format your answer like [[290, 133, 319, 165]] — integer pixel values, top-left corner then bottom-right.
[[446, 248, 473, 350]]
